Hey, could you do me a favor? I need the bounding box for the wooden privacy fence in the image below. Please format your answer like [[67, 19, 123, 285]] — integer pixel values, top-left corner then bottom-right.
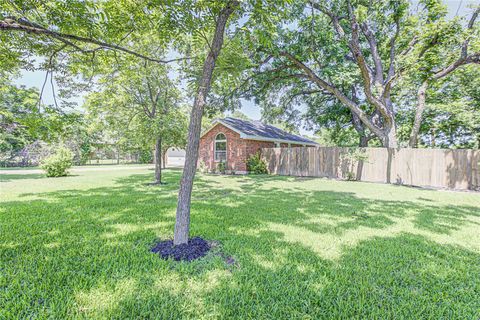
[[261, 147, 480, 191]]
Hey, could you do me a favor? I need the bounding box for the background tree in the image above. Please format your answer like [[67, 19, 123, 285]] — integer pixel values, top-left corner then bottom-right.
[[403, 65, 480, 148], [229, 0, 479, 148], [407, 5, 480, 147], [0, 82, 85, 165], [0, 84, 44, 160], [235, 0, 413, 147], [86, 61, 187, 184]]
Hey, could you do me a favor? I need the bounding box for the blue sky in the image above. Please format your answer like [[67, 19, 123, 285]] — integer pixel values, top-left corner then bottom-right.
[[14, 0, 478, 135]]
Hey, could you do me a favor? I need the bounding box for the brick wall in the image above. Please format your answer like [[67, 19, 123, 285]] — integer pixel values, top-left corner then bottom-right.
[[244, 139, 275, 160], [199, 123, 247, 173], [199, 123, 308, 174]]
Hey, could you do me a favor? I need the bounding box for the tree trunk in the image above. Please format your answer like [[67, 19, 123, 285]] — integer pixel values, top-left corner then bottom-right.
[[384, 124, 398, 148], [351, 112, 369, 147], [173, 1, 239, 246], [431, 127, 436, 148], [359, 135, 369, 147], [162, 149, 167, 169], [409, 81, 428, 148], [361, 112, 398, 148], [154, 137, 162, 184]]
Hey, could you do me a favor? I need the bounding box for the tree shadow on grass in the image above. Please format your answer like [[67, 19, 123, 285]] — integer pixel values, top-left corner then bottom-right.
[[70, 233, 480, 319], [1, 171, 480, 318]]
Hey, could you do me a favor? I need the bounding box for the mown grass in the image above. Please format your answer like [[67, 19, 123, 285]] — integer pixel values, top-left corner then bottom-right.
[[1, 167, 479, 319]]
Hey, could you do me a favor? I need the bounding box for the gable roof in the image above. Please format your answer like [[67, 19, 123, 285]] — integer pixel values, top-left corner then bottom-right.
[[201, 117, 318, 146]]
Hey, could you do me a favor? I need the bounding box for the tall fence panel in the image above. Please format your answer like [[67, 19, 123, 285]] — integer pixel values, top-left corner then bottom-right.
[[261, 147, 480, 191]]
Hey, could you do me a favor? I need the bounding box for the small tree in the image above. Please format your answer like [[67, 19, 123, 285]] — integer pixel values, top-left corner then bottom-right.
[[85, 61, 187, 185]]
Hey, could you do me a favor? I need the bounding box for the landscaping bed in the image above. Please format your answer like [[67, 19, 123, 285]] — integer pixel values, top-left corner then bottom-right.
[[151, 237, 211, 261]]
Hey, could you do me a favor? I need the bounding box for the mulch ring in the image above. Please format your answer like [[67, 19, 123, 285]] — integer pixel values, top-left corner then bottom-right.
[[151, 237, 236, 265], [151, 237, 211, 262]]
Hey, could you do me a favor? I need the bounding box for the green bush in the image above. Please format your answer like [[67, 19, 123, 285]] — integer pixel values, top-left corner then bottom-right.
[[217, 161, 226, 174], [345, 171, 356, 181], [40, 148, 74, 177], [246, 152, 268, 174]]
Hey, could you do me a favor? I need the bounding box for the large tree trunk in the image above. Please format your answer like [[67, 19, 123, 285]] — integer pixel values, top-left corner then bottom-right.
[[351, 112, 369, 147], [154, 137, 162, 184], [409, 81, 428, 148], [383, 123, 398, 148], [173, 1, 239, 246]]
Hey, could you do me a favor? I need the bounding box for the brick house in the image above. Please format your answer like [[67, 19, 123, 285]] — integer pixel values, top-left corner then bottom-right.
[[199, 117, 318, 174]]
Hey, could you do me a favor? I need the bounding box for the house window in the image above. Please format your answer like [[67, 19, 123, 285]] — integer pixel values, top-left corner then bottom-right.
[[214, 133, 227, 162], [275, 142, 280, 148]]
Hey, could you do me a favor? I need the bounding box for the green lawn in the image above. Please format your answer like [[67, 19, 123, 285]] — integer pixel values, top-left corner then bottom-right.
[[1, 167, 479, 319]]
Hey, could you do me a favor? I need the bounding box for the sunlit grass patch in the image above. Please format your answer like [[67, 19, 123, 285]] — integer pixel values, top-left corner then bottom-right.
[[76, 278, 138, 315]]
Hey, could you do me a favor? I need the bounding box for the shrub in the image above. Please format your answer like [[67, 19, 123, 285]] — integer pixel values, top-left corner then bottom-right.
[[217, 161, 226, 174], [345, 171, 356, 181], [246, 152, 268, 174], [40, 148, 74, 177]]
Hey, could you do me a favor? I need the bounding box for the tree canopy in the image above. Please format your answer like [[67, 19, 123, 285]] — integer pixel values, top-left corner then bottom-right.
[[225, 0, 479, 148]]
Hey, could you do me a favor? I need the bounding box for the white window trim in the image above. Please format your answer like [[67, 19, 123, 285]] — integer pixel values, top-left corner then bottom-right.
[[214, 133, 227, 162]]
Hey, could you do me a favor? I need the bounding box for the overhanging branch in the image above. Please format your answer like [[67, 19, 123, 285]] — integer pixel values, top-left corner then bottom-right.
[[0, 17, 191, 64], [279, 51, 385, 138]]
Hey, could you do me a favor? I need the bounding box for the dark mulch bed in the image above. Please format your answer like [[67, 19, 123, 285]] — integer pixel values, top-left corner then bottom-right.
[[151, 237, 211, 261], [144, 181, 167, 186]]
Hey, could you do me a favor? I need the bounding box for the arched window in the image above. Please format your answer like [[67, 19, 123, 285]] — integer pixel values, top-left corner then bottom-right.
[[214, 133, 227, 162]]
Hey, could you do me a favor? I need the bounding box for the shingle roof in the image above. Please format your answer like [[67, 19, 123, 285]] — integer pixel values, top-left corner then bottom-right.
[[205, 117, 318, 146]]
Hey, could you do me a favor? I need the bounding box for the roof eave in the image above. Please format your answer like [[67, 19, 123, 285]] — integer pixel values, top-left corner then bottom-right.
[[241, 134, 318, 146], [200, 119, 245, 138]]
